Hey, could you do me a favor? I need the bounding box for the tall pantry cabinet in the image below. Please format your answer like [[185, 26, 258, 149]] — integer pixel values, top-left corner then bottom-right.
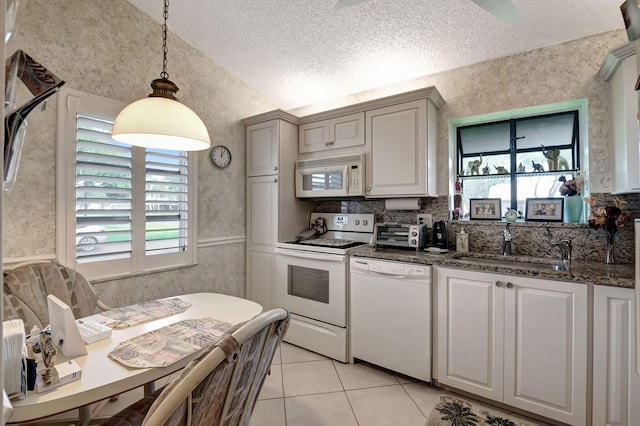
[[244, 111, 312, 310]]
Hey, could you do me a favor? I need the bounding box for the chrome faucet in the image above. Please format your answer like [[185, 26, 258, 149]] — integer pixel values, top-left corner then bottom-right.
[[502, 223, 512, 256], [551, 239, 572, 269]]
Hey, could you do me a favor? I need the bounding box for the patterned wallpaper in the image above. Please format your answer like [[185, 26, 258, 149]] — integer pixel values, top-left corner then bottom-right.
[[1, 0, 634, 306], [2, 0, 274, 306], [291, 29, 628, 195]]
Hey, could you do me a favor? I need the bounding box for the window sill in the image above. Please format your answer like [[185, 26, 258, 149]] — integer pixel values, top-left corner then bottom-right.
[[88, 262, 197, 284]]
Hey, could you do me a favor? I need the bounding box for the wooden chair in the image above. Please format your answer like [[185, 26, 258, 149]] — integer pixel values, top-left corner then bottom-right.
[[101, 308, 290, 426]]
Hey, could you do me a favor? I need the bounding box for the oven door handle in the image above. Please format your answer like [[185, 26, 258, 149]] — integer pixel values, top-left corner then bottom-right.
[[275, 248, 346, 262]]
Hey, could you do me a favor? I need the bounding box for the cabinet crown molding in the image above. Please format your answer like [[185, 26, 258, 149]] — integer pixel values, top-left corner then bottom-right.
[[298, 86, 443, 125], [243, 110, 300, 126], [598, 41, 637, 81]]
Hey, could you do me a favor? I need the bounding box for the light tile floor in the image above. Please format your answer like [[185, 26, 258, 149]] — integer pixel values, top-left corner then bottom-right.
[[73, 341, 552, 426], [249, 342, 554, 426]]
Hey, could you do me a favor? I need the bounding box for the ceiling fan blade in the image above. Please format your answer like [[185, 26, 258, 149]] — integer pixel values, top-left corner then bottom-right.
[[335, 0, 373, 9], [470, 0, 522, 24]]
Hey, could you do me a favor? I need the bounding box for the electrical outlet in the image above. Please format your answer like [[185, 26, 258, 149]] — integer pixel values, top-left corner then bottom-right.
[[417, 213, 433, 228]]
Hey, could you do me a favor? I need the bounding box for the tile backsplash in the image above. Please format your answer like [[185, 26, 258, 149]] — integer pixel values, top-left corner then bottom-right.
[[316, 193, 639, 264]]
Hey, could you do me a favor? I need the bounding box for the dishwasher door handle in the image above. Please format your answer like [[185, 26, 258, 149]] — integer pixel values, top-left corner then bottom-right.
[[353, 270, 408, 279]]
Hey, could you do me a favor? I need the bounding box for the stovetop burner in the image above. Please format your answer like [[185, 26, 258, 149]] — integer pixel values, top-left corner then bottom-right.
[[297, 238, 360, 249]]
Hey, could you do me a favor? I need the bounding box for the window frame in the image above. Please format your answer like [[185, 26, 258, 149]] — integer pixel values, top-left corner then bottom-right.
[[448, 99, 588, 215], [56, 88, 198, 280]]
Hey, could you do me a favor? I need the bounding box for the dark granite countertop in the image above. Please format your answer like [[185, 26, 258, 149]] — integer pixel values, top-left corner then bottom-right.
[[349, 246, 635, 289]]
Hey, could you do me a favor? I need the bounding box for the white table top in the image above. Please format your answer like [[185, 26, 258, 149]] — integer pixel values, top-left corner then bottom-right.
[[8, 293, 262, 423]]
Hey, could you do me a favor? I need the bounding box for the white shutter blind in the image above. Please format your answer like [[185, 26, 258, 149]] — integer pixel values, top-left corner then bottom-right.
[[75, 114, 132, 263], [145, 149, 189, 255]]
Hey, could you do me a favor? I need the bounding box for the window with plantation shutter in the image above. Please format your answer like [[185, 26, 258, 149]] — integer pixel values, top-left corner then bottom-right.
[[145, 149, 189, 256], [57, 88, 197, 279], [75, 115, 133, 262]]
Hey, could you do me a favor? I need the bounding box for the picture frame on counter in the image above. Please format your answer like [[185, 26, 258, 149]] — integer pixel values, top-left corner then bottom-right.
[[469, 198, 502, 220], [525, 197, 564, 222]]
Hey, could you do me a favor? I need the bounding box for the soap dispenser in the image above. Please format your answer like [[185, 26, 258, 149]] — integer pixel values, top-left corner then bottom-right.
[[456, 228, 469, 252]]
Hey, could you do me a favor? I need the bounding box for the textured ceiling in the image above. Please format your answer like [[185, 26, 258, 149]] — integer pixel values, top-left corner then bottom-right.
[[127, 0, 625, 110]]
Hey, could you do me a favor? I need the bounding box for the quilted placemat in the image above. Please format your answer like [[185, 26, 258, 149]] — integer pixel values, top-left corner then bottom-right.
[[108, 317, 232, 368], [101, 297, 191, 329]]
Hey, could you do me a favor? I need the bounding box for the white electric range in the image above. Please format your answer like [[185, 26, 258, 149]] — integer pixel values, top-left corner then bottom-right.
[[275, 212, 375, 362]]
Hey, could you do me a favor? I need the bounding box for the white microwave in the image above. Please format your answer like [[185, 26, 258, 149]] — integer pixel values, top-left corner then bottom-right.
[[295, 153, 365, 199]]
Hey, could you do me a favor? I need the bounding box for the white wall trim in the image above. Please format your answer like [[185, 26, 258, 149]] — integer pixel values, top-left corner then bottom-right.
[[3, 254, 57, 269], [198, 235, 246, 248], [3, 236, 246, 268]]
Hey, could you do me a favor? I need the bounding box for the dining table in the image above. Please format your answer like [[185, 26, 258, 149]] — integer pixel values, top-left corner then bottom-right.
[[7, 292, 262, 424]]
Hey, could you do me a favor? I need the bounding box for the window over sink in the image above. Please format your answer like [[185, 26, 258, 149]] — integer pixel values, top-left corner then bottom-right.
[[452, 99, 587, 219]]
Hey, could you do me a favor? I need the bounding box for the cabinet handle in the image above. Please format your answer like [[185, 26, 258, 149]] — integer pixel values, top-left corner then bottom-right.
[[506, 282, 514, 289], [273, 166, 278, 171], [325, 141, 330, 146], [495, 281, 504, 287], [330, 140, 335, 145], [366, 187, 371, 192], [274, 178, 278, 183]]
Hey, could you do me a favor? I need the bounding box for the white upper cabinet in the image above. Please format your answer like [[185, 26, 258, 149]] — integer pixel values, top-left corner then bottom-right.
[[246, 120, 280, 177], [599, 42, 640, 194], [299, 112, 364, 154], [365, 98, 438, 198]]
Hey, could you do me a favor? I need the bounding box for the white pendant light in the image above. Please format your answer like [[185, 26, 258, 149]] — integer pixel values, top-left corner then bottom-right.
[[112, 0, 211, 151]]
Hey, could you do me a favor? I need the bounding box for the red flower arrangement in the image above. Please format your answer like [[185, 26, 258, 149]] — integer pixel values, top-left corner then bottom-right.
[[584, 196, 631, 233]]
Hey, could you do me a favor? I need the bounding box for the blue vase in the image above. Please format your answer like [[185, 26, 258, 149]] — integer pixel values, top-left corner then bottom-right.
[[563, 195, 583, 223]]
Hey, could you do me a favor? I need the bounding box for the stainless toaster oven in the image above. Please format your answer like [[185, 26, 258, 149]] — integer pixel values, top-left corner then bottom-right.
[[374, 223, 428, 250]]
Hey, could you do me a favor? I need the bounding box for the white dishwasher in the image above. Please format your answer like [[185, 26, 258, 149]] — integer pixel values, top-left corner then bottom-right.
[[349, 257, 432, 382]]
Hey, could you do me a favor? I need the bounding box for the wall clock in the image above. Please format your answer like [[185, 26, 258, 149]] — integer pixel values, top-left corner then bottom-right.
[[210, 145, 232, 168]]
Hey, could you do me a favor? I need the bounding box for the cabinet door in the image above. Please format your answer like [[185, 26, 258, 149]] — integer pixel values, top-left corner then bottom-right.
[[503, 276, 587, 426], [246, 176, 278, 309], [246, 250, 274, 310], [365, 99, 428, 197], [611, 55, 640, 193], [330, 112, 365, 150], [436, 267, 504, 401], [246, 176, 278, 248], [247, 120, 279, 176], [593, 285, 640, 426], [299, 112, 364, 154], [299, 120, 329, 154]]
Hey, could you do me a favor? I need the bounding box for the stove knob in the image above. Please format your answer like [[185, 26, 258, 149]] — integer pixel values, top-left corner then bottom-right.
[[363, 220, 368, 225], [354, 220, 360, 225], [411, 231, 417, 237]]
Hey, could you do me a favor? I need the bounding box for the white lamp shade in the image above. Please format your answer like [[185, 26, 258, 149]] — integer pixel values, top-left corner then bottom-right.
[[112, 97, 211, 151]]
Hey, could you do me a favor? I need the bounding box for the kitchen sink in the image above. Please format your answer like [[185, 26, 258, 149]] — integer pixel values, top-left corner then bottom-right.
[[451, 252, 568, 271]]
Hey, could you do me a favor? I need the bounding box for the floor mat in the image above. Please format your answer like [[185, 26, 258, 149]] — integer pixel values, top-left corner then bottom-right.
[[427, 395, 521, 426]]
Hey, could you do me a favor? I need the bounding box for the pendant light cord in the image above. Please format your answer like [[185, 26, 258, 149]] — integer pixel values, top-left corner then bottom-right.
[[161, 0, 169, 80]]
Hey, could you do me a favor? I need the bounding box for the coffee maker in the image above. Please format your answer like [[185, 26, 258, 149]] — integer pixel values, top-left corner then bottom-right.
[[432, 221, 448, 249]]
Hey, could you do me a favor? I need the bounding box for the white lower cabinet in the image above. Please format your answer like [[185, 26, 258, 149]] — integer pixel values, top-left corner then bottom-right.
[[436, 267, 587, 425], [593, 285, 640, 426]]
